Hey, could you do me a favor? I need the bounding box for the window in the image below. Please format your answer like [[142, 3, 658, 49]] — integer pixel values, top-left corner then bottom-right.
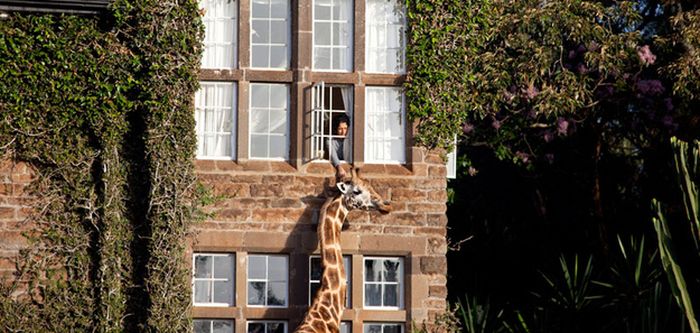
[[310, 82, 353, 162], [199, 0, 238, 69], [251, 0, 291, 69], [364, 323, 403, 333], [364, 87, 405, 164], [195, 82, 237, 159], [341, 322, 352, 333], [193, 253, 235, 306], [363, 257, 403, 309], [365, 0, 406, 73], [313, 0, 354, 71], [248, 254, 288, 307], [250, 83, 290, 160], [309, 255, 351, 307], [194, 319, 235, 333], [248, 321, 287, 333]]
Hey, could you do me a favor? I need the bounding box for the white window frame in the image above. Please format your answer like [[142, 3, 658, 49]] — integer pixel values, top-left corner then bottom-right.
[[247, 320, 288, 333], [249, 83, 290, 160], [446, 135, 457, 179], [365, 0, 406, 74], [195, 81, 238, 160], [199, 0, 238, 69], [363, 323, 404, 333], [247, 254, 289, 308], [312, 0, 354, 72], [310, 82, 353, 162], [362, 257, 404, 310], [192, 253, 235, 307], [309, 255, 352, 307], [250, 0, 291, 70], [194, 319, 235, 333], [364, 86, 406, 164]]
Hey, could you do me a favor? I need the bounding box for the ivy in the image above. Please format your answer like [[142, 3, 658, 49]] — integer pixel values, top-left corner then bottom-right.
[[0, 1, 203, 331]]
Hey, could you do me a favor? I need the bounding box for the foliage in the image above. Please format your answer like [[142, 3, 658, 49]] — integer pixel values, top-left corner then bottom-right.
[[652, 137, 700, 333], [406, 0, 698, 167], [0, 1, 203, 331], [456, 295, 505, 333]]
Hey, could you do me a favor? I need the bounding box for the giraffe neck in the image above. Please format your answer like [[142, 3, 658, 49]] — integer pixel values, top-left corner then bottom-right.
[[294, 195, 348, 333]]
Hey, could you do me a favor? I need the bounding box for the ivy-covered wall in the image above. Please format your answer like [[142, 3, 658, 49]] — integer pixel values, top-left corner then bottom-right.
[[0, 1, 203, 331]]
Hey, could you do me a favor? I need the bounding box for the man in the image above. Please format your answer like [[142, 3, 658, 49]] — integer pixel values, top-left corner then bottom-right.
[[329, 115, 349, 179]]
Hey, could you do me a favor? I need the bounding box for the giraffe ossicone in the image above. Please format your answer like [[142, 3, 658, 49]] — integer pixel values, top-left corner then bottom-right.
[[294, 168, 391, 333]]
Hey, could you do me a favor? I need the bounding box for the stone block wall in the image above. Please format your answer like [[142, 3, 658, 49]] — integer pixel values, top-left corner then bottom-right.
[[192, 147, 449, 331], [0, 157, 33, 281]]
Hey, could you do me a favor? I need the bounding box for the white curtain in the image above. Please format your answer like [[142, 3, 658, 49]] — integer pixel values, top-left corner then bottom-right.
[[341, 87, 353, 163]]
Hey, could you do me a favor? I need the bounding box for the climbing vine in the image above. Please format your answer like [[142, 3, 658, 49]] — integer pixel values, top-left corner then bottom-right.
[[0, 0, 203, 331]]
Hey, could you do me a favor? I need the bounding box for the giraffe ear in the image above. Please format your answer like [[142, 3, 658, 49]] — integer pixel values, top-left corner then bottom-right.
[[337, 182, 349, 194]]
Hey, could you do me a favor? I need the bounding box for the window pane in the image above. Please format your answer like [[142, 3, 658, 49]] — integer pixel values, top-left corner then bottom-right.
[[364, 284, 382, 306], [250, 134, 268, 158], [270, 85, 288, 108], [310, 257, 322, 280], [314, 22, 331, 45], [195, 256, 212, 278], [194, 320, 210, 333], [366, 0, 405, 73], [383, 284, 398, 307], [250, 109, 269, 133], [365, 260, 381, 282], [251, 84, 269, 108], [333, 22, 350, 46], [269, 46, 287, 68], [268, 323, 286, 333], [309, 282, 321, 302], [252, 0, 268, 18], [248, 281, 266, 305], [267, 282, 287, 306], [212, 320, 234, 333], [249, 256, 266, 279], [364, 324, 382, 333], [270, 0, 288, 18], [270, 20, 287, 44], [332, 48, 349, 70], [383, 259, 400, 282], [248, 323, 265, 333], [194, 280, 211, 303], [269, 111, 287, 134], [213, 281, 233, 304], [332, 0, 351, 20], [252, 20, 270, 44], [314, 0, 331, 20], [214, 256, 234, 279], [252, 45, 270, 68], [269, 135, 287, 159], [268, 256, 287, 280], [384, 325, 402, 333], [200, 0, 237, 69], [340, 322, 351, 333], [315, 47, 331, 69]]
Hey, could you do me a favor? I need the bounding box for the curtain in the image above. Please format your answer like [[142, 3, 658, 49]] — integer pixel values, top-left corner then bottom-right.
[[341, 87, 353, 163]]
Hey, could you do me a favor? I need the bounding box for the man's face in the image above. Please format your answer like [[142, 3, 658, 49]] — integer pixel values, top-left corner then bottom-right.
[[337, 121, 348, 136]]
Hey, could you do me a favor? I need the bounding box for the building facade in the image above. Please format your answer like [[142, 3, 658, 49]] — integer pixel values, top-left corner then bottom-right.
[[0, 0, 449, 332]]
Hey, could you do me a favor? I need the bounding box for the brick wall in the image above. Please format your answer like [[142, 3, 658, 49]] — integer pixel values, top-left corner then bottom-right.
[[0, 147, 450, 329], [192, 146, 449, 330], [0, 157, 34, 281]]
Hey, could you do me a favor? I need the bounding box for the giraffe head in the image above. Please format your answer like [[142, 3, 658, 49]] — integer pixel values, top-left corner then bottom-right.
[[336, 168, 391, 214]]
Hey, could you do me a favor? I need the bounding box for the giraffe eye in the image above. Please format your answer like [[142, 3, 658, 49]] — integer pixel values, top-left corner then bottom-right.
[[353, 189, 361, 195]]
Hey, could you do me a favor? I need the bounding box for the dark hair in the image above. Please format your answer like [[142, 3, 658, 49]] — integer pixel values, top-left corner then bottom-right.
[[337, 115, 350, 126]]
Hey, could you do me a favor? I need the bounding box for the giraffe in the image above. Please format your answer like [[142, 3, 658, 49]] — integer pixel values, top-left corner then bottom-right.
[[294, 168, 391, 333]]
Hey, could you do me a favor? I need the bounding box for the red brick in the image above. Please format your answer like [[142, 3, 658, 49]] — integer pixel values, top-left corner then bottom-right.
[[230, 175, 264, 183], [420, 256, 447, 274], [194, 160, 217, 171], [242, 161, 271, 172], [423, 298, 447, 309], [211, 183, 250, 197], [262, 175, 295, 184], [251, 208, 305, 223], [227, 198, 271, 209], [408, 203, 446, 214], [391, 188, 426, 201], [384, 164, 412, 176], [0, 231, 28, 249], [428, 165, 447, 178], [305, 162, 334, 175], [356, 164, 386, 175], [429, 285, 447, 298], [270, 198, 304, 208], [250, 184, 284, 197], [415, 179, 446, 189], [426, 214, 448, 227], [0, 207, 15, 219], [415, 227, 446, 236], [270, 162, 296, 173], [215, 208, 250, 221], [373, 212, 423, 226], [383, 226, 414, 235], [215, 161, 244, 172], [427, 190, 448, 202], [427, 237, 447, 255], [425, 153, 445, 165], [411, 164, 429, 177]]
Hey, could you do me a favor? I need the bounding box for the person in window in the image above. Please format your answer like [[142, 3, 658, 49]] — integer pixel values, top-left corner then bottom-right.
[[329, 115, 350, 179]]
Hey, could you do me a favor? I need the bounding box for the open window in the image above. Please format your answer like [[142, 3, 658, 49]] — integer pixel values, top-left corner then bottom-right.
[[309, 82, 353, 163]]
